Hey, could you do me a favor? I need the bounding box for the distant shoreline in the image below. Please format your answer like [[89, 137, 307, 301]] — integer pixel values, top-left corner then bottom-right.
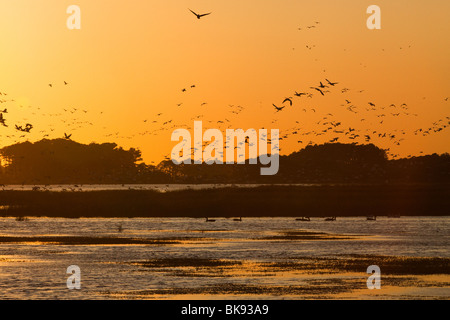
[[0, 182, 448, 190], [1, 184, 449, 218]]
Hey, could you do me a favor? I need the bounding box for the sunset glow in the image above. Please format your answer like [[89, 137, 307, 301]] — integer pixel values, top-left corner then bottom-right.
[[0, 1, 449, 163]]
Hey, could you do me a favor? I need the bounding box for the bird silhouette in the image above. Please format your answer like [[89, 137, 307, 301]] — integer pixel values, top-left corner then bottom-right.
[[310, 87, 324, 96], [283, 97, 293, 106], [273, 104, 285, 112], [189, 9, 212, 19], [15, 123, 33, 133], [0, 113, 7, 127], [64, 133, 72, 139], [326, 79, 338, 86]]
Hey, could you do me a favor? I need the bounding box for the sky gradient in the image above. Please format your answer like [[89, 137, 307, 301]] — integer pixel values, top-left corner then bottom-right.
[[0, 0, 449, 164]]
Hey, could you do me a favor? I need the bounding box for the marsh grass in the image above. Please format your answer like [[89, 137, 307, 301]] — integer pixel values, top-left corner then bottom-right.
[[1, 184, 449, 218]]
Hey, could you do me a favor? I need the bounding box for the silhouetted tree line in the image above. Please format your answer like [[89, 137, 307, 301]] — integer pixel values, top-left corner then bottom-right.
[[0, 139, 167, 184], [0, 139, 449, 184]]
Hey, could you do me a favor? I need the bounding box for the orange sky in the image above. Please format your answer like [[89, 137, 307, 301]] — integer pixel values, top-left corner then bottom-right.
[[0, 0, 449, 164]]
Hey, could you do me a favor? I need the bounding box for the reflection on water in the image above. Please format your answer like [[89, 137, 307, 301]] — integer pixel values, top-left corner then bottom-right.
[[0, 216, 448, 299], [0, 183, 320, 192]]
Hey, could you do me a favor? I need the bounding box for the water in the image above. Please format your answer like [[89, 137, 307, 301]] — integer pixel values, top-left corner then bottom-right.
[[0, 183, 321, 192], [0, 216, 448, 299]]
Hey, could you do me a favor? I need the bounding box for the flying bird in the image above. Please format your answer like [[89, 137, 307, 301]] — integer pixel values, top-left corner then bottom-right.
[[326, 79, 338, 86], [310, 87, 324, 96], [0, 113, 7, 127], [189, 9, 212, 19], [283, 97, 293, 106], [294, 91, 307, 97], [273, 104, 285, 112], [64, 133, 72, 139]]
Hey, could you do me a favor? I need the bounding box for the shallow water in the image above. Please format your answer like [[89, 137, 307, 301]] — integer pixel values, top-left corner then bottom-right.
[[0, 216, 448, 299], [0, 183, 321, 192]]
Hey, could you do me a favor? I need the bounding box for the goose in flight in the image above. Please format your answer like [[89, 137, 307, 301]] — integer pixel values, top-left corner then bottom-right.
[[0, 113, 7, 126], [273, 104, 285, 112], [64, 133, 72, 139], [310, 87, 324, 96], [15, 123, 33, 133], [294, 91, 307, 97], [326, 79, 338, 86], [189, 9, 212, 19], [283, 97, 293, 106]]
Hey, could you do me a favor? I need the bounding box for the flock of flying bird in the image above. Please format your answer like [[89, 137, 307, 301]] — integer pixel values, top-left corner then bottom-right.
[[0, 85, 86, 141], [266, 77, 450, 158], [0, 9, 449, 162]]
